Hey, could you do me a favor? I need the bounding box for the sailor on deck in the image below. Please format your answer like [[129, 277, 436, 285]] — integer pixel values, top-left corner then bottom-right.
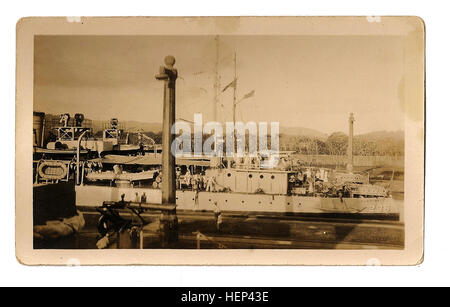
[[243, 153, 252, 169], [176, 167, 182, 189], [184, 170, 192, 188], [206, 175, 216, 192], [255, 153, 262, 169], [234, 155, 242, 169], [200, 172, 206, 190], [192, 173, 200, 203], [213, 201, 222, 232], [192, 173, 200, 191], [140, 192, 147, 204]]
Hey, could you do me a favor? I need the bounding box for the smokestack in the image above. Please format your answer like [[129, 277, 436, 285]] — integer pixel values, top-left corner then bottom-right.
[[347, 113, 355, 173]]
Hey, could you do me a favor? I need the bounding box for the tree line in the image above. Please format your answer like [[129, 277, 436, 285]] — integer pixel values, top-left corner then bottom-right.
[[279, 132, 404, 156], [91, 130, 403, 157]]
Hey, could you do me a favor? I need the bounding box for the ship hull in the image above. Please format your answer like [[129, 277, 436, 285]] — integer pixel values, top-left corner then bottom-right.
[[75, 185, 400, 217]]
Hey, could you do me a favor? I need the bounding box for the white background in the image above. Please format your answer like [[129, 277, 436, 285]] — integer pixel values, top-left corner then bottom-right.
[[1, 0, 446, 287]]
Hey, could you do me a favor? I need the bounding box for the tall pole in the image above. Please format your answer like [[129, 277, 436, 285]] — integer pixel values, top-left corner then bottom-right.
[[233, 52, 237, 154], [156, 56, 177, 207], [347, 112, 355, 173]]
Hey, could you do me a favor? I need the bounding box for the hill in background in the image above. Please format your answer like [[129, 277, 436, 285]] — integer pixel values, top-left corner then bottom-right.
[[40, 113, 404, 156]]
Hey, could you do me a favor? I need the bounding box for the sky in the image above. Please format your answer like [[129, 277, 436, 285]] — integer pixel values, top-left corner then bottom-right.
[[34, 35, 405, 134]]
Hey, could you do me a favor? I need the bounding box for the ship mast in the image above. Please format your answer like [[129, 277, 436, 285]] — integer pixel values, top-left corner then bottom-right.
[[232, 52, 237, 153], [213, 35, 221, 154], [214, 35, 220, 123]]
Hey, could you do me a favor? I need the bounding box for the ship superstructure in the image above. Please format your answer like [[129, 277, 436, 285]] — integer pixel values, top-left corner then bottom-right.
[[33, 113, 143, 183]]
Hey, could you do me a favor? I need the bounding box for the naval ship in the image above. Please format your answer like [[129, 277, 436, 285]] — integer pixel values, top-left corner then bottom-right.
[[74, 113, 400, 219], [75, 155, 398, 217]]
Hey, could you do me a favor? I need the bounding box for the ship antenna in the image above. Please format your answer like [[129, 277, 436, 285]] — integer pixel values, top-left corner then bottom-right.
[[214, 35, 220, 123], [233, 52, 237, 154]]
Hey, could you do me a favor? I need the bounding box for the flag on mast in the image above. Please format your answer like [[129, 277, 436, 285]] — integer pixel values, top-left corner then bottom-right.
[[221, 78, 237, 92], [241, 90, 255, 100]]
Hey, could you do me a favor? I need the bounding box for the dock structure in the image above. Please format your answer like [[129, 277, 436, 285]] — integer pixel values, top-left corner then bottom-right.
[[42, 210, 404, 250]]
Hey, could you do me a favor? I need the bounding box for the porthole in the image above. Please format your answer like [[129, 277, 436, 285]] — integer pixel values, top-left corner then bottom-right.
[[260, 175, 264, 179], [227, 173, 231, 177], [271, 175, 275, 179], [249, 174, 253, 178]]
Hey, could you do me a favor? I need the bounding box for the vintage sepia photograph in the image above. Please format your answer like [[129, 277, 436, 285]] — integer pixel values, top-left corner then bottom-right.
[[16, 17, 424, 265]]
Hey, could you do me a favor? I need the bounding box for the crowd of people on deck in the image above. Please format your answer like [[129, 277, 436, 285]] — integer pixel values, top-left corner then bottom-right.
[[175, 168, 218, 192], [288, 167, 331, 195]]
